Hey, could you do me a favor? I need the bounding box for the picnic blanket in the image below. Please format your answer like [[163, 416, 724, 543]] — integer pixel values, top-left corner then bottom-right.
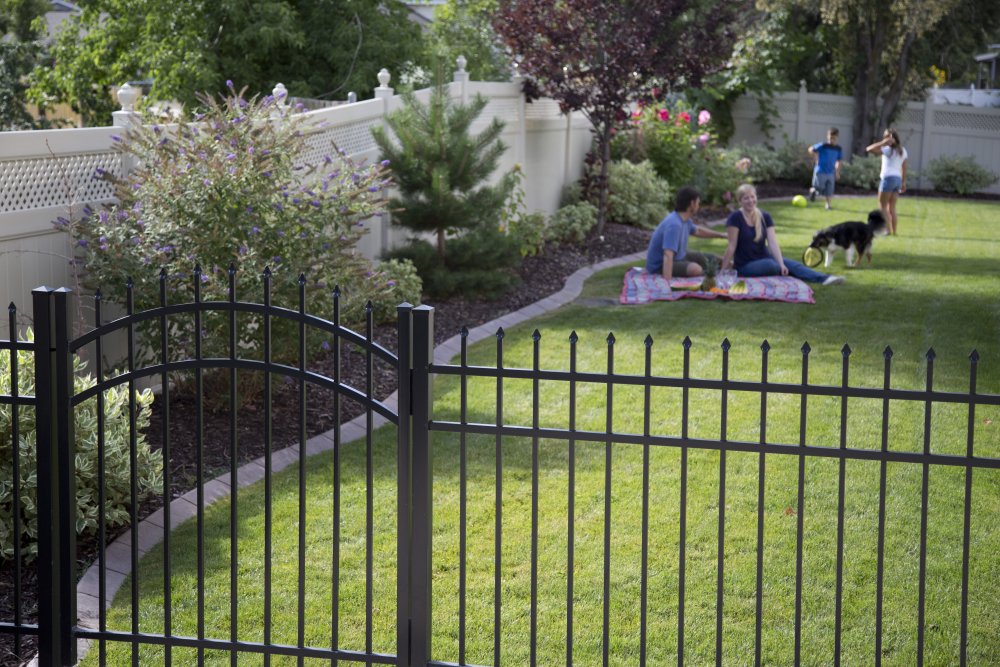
[[620, 267, 815, 305]]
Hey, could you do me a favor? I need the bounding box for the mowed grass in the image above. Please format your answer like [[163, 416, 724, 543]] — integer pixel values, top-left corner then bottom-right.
[[89, 197, 1000, 665]]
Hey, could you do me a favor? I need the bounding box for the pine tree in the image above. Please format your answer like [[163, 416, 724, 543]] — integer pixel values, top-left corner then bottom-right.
[[372, 78, 515, 259]]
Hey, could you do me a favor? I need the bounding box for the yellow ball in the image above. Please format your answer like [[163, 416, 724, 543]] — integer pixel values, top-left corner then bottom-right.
[[792, 194, 808, 207]]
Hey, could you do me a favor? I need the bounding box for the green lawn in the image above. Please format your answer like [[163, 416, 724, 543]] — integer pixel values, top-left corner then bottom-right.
[[89, 197, 1000, 665]]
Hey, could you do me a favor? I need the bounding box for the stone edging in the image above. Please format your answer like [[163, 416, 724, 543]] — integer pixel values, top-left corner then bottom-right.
[[68, 247, 647, 663]]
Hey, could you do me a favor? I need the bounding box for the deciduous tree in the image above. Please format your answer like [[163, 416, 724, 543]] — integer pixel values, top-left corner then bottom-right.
[[0, 0, 48, 129], [28, 0, 425, 126], [493, 0, 746, 234]]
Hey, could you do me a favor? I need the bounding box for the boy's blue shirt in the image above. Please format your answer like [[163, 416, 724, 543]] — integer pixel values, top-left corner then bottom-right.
[[811, 142, 843, 174]]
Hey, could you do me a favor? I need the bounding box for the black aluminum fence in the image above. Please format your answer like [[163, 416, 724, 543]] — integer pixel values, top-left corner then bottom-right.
[[1, 278, 999, 666]]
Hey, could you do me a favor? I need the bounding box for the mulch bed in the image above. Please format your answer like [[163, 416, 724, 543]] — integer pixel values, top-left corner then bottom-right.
[[0, 219, 665, 666]]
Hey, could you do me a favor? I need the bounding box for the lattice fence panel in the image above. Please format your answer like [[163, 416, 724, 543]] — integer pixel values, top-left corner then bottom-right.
[[897, 108, 925, 125], [298, 118, 382, 166], [773, 99, 798, 114], [934, 110, 1000, 133], [0, 152, 120, 214]]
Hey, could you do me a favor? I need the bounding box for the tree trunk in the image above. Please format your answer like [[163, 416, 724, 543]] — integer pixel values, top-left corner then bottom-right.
[[850, 6, 890, 155], [595, 120, 612, 236], [437, 228, 446, 259], [876, 30, 918, 133]]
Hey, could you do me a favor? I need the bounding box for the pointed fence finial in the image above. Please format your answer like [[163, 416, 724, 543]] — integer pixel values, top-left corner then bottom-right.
[[969, 349, 980, 363], [569, 330, 578, 344], [760, 339, 770, 352], [461, 326, 469, 338], [496, 327, 505, 340], [721, 338, 731, 352], [532, 329, 541, 342], [682, 335, 692, 349], [883, 345, 894, 359], [801, 341, 811, 354], [926, 347, 936, 361], [841, 343, 852, 357], [644, 334, 653, 348], [606, 332, 616, 345]]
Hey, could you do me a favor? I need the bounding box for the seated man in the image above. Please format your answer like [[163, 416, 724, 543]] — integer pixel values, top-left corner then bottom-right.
[[645, 186, 726, 279]]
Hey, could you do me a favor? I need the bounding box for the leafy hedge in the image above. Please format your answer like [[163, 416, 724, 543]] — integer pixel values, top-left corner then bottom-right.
[[1, 330, 161, 561]]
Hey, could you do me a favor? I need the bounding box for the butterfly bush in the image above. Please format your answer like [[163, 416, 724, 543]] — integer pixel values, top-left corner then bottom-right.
[[614, 102, 743, 206], [62, 85, 419, 367]]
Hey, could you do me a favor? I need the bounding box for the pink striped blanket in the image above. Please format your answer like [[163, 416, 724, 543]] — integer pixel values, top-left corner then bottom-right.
[[620, 267, 815, 305]]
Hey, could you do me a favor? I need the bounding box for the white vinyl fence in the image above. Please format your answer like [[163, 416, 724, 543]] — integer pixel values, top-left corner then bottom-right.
[[730, 82, 1000, 194], [0, 64, 594, 336]]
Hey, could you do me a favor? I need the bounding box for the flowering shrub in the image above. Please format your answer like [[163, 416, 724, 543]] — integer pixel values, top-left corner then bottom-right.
[[1, 329, 161, 560], [612, 103, 740, 205], [60, 84, 398, 367]]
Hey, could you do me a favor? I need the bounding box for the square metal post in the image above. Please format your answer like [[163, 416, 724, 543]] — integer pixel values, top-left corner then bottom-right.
[[32, 287, 76, 666], [409, 305, 434, 665]]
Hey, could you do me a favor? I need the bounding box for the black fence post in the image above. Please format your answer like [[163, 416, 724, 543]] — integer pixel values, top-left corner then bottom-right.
[[409, 305, 434, 665], [396, 302, 413, 667], [32, 287, 76, 666]]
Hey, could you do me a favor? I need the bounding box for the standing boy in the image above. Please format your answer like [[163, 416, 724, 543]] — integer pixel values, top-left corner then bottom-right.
[[808, 127, 843, 210]]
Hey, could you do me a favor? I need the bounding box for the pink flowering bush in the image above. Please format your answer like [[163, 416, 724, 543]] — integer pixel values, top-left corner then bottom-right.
[[60, 85, 419, 375], [612, 102, 742, 206]]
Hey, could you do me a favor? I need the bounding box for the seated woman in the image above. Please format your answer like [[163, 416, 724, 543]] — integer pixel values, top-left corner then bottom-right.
[[722, 184, 845, 286]]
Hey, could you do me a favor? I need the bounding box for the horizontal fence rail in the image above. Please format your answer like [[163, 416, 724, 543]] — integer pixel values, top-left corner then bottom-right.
[[417, 322, 998, 667]]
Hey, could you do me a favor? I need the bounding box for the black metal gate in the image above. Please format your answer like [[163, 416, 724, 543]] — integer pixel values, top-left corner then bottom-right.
[[2, 279, 1000, 666]]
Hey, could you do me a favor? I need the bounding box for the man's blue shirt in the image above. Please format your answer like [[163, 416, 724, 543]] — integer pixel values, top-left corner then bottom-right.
[[646, 211, 693, 273]]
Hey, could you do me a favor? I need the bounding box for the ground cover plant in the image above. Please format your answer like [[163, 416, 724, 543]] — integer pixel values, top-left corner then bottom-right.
[[89, 197, 1000, 665]]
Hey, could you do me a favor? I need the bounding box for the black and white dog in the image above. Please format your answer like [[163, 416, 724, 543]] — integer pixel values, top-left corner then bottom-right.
[[808, 210, 889, 268]]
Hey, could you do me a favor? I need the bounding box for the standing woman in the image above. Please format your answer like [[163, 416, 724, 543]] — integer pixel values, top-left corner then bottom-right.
[[866, 128, 908, 235], [722, 184, 844, 285]]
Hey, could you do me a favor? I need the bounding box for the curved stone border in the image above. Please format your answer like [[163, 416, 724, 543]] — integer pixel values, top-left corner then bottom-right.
[[68, 247, 647, 664]]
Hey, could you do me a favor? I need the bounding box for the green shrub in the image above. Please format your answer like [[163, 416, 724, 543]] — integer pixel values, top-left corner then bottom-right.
[[729, 142, 784, 183], [559, 182, 583, 208], [547, 202, 598, 244], [501, 165, 547, 257], [388, 227, 521, 300], [924, 155, 999, 195], [507, 212, 547, 257], [351, 258, 423, 325], [606, 160, 671, 229], [839, 154, 881, 190], [1, 330, 162, 561], [775, 139, 814, 183], [59, 84, 391, 371], [691, 149, 744, 209]]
